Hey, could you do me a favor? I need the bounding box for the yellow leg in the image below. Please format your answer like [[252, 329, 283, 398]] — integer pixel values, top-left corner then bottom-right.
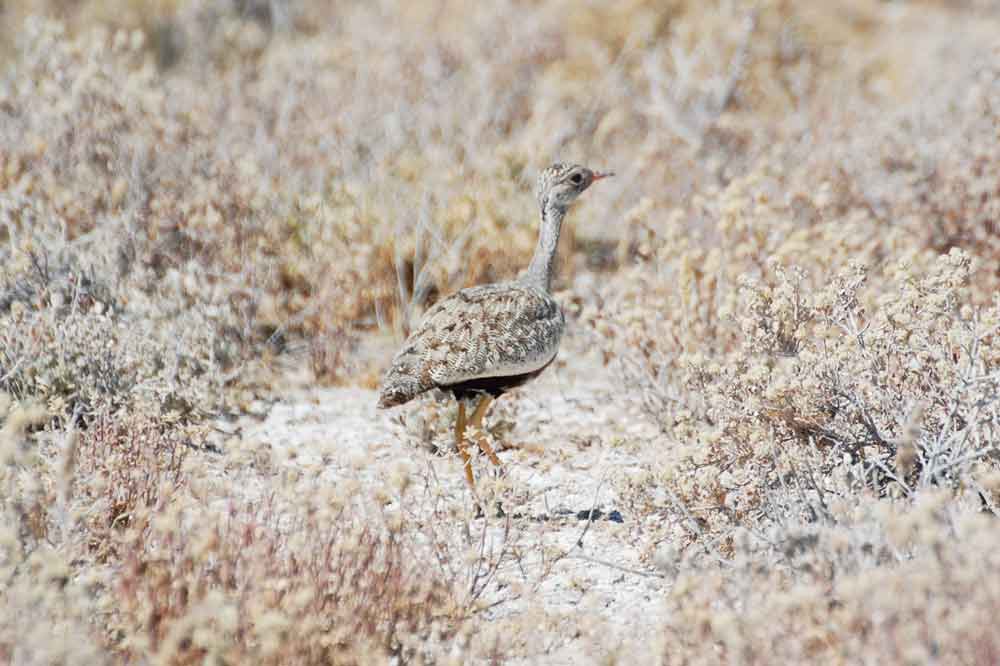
[[469, 395, 503, 469], [454, 400, 475, 491]]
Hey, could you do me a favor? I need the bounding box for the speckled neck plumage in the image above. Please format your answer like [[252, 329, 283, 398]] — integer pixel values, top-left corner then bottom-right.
[[521, 201, 567, 292]]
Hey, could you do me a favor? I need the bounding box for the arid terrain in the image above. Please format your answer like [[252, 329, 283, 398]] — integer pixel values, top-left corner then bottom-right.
[[2, 1, 1000, 664]]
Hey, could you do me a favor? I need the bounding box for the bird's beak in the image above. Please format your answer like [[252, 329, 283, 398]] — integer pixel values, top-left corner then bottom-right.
[[592, 171, 614, 181]]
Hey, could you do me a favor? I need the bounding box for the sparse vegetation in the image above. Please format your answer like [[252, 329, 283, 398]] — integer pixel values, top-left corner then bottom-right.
[[2, 0, 999, 663]]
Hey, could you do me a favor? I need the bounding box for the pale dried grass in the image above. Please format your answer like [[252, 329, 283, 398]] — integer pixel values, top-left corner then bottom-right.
[[1, 0, 999, 663]]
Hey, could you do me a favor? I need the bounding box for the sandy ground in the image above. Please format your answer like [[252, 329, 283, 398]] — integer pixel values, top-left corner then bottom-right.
[[230, 332, 673, 663]]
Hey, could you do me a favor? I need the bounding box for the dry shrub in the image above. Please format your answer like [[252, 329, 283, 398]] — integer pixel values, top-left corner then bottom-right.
[[747, 254, 996, 459], [0, 250, 235, 419], [601, 247, 999, 547], [0, 401, 191, 571], [0, 19, 256, 415], [1, 0, 919, 383], [588, 37, 1000, 548], [0, 545, 112, 666], [0, 397, 467, 665], [712, 252, 997, 519], [113, 499, 457, 665], [661, 496, 1000, 664], [73, 414, 191, 557], [853, 47, 1000, 296], [0, 13, 574, 377], [0, 399, 112, 666], [3, 408, 191, 562]]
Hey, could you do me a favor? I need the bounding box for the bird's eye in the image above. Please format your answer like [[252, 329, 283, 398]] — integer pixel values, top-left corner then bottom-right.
[[570, 173, 584, 185]]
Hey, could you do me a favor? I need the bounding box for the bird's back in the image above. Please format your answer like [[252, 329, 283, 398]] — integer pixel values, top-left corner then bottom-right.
[[377, 281, 564, 408]]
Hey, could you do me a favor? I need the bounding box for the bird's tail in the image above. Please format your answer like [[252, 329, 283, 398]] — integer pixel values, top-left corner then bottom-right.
[[377, 385, 411, 409], [376, 371, 427, 409]]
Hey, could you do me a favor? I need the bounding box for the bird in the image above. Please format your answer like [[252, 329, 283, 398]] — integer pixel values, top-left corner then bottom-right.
[[377, 163, 613, 494]]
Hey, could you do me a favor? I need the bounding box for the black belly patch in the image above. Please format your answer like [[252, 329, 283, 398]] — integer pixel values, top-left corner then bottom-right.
[[442, 357, 555, 400]]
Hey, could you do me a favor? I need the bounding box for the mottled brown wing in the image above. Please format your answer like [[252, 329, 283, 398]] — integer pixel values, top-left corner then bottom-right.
[[377, 283, 563, 408]]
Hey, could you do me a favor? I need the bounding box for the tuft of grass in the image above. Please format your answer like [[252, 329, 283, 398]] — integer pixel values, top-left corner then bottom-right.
[[113, 500, 458, 665]]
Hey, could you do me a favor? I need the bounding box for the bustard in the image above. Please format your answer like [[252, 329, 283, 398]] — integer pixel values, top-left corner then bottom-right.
[[377, 163, 612, 493]]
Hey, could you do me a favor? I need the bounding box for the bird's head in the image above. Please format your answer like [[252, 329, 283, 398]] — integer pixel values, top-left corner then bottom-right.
[[537, 162, 613, 212]]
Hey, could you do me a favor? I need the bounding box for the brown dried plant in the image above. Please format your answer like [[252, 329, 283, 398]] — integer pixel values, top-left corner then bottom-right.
[[2, 1, 1000, 664]]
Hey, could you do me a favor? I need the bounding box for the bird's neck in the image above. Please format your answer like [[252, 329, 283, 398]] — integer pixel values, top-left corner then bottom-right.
[[522, 202, 566, 292]]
